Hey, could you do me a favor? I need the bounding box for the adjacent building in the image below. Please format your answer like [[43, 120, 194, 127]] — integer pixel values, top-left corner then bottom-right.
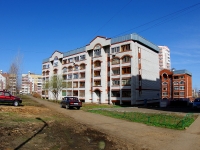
[[158, 46, 171, 70], [160, 69, 192, 100], [42, 33, 161, 105], [0, 71, 6, 90], [21, 72, 42, 95]]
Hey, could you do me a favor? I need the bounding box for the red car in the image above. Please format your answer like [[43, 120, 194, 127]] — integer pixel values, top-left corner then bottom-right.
[[0, 90, 22, 106], [60, 97, 82, 109]]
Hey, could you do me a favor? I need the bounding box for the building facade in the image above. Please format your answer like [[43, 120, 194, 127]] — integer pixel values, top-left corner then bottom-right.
[[160, 69, 192, 100], [158, 46, 171, 70], [21, 72, 43, 95], [0, 72, 6, 90], [42, 33, 160, 105]]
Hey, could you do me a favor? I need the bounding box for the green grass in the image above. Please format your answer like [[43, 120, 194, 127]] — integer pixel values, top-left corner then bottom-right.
[[87, 109, 197, 130], [81, 103, 121, 111]]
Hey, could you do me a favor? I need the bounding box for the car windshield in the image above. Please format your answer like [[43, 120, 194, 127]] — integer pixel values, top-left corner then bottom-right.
[[67, 97, 79, 102]]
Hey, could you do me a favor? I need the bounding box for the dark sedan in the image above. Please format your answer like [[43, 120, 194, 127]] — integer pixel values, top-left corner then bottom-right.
[[60, 97, 82, 110]]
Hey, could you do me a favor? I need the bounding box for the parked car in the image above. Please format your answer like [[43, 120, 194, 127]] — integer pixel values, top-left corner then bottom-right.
[[193, 98, 200, 109], [60, 97, 82, 109], [0, 90, 22, 106]]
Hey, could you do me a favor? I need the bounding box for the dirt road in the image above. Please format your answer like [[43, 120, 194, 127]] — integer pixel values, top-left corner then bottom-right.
[[31, 96, 200, 150]]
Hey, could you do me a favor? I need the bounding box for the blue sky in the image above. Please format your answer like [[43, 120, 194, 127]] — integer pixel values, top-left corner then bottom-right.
[[0, 0, 200, 89]]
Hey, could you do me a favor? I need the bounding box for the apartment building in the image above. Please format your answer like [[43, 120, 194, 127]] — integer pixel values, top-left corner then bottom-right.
[[158, 46, 171, 70], [21, 72, 43, 95], [0, 71, 6, 90], [160, 69, 192, 100], [42, 33, 160, 105]]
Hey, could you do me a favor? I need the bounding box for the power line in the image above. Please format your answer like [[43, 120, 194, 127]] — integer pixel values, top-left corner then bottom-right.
[[86, 0, 133, 43], [111, 2, 200, 38], [138, 6, 200, 34]]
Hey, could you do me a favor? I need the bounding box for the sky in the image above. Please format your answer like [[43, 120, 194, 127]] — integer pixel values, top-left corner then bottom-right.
[[0, 0, 200, 89]]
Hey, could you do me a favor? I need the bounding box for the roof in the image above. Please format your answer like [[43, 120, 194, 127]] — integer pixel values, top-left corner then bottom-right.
[[173, 69, 192, 76], [111, 33, 159, 52], [43, 33, 159, 63]]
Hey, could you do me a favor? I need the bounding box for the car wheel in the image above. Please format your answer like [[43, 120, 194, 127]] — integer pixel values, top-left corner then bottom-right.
[[60, 104, 63, 108], [13, 101, 19, 107], [77, 107, 80, 110], [66, 104, 70, 109]]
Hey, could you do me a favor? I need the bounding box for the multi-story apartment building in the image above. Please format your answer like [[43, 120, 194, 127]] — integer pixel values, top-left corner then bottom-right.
[[160, 69, 192, 100], [0, 70, 17, 95], [21, 74, 30, 94], [158, 46, 171, 70], [42, 33, 160, 105], [0, 70, 6, 90], [21, 72, 43, 95]]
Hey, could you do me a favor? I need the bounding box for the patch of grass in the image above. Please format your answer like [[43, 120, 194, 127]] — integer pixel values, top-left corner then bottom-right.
[[87, 109, 197, 130], [81, 103, 121, 111]]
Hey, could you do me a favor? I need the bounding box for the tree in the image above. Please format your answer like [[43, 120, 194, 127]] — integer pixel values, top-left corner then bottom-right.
[[48, 75, 64, 101], [7, 51, 23, 95]]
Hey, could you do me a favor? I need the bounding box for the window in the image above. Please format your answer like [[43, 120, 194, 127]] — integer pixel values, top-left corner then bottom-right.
[[112, 80, 120, 86], [68, 74, 72, 80], [62, 90, 66, 96], [74, 56, 79, 62], [122, 90, 131, 97], [68, 58, 73, 63], [80, 82, 85, 87], [63, 75, 67, 80], [63, 67, 67, 73], [122, 78, 131, 86], [180, 92, 185, 96], [162, 92, 167, 96], [80, 64, 85, 70], [79, 90, 85, 97], [53, 69, 57, 74], [122, 56, 131, 63], [122, 67, 131, 74], [53, 62, 58, 67], [67, 90, 72, 96], [112, 58, 120, 65], [180, 86, 185, 90], [94, 61, 101, 67], [173, 82, 178, 85], [111, 47, 120, 53], [67, 82, 72, 88], [73, 74, 78, 79], [94, 71, 101, 77], [163, 87, 167, 90], [63, 60, 67, 64], [121, 44, 131, 52], [62, 82, 66, 88], [80, 55, 85, 60], [174, 86, 179, 90], [112, 69, 120, 75], [174, 92, 179, 96], [73, 82, 78, 88], [94, 49, 101, 57], [138, 47, 141, 53], [94, 80, 101, 86], [68, 66, 73, 72], [174, 76, 178, 79], [74, 65, 79, 71], [80, 73, 85, 78], [180, 81, 184, 84], [111, 91, 120, 97]]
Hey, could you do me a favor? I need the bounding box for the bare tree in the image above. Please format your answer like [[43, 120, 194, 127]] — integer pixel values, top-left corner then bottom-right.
[[48, 75, 64, 101], [7, 51, 23, 95]]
